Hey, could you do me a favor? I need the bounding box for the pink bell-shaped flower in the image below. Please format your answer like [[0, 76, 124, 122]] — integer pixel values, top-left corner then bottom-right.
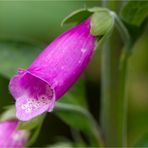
[[0, 120, 28, 147], [9, 18, 96, 121]]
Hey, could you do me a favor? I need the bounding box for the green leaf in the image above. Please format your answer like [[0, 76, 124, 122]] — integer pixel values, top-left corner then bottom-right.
[[55, 77, 88, 131], [18, 113, 46, 146], [0, 39, 44, 78], [0, 105, 16, 121], [54, 103, 91, 132], [134, 132, 148, 147], [54, 102, 102, 146], [54, 77, 90, 132], [18, 113, 45, 130], [90, 10, 114, 36], [54, 78, 102, 146], [121, 1, 148, 27], [61, 8, 91, 26]]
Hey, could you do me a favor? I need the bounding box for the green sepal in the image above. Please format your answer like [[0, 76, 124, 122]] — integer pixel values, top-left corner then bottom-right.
[[90, 10, 114, 36], [61, 7, 114, 37], [88, 7, 108, 13], [17, 113, 46, 130]]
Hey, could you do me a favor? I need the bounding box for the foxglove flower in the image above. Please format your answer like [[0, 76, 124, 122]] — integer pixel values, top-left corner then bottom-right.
[[9, 18, 96, 121], [0, 120, 29, 147]]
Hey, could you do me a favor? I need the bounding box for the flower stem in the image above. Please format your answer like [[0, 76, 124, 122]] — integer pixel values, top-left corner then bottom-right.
[[101, 11, 131, 146], [54, 102, 103, 146], [101, 41, 122, 146], [111, 11, 131, 48]]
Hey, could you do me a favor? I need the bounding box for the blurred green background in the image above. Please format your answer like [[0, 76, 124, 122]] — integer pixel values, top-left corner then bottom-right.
[[0, 0, 148, 147]]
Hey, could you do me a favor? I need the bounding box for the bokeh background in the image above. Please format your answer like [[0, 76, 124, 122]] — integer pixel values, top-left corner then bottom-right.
[[0, 1, 147, 147]]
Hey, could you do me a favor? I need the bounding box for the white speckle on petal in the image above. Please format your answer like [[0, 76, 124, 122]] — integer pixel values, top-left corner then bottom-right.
[[81, 48, 87, 53], [21, 95, 51, 113], [25, 107, 32, 113]]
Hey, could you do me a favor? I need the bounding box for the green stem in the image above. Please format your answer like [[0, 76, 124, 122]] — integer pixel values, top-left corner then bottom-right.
[[114, 11, 132, 145], [111, 11, 131, 48], [54, 102, 103, 146], [101, 41, 122, 146], [101, 11, 131, 146], [118, 49, 129, 145]]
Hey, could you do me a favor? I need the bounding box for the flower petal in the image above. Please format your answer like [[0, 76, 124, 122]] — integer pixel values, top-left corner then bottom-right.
[[0, 120, 29, 147], [10, 71, 56, 121], [9, 69, 27, 99], [16, 94, 55, 121]]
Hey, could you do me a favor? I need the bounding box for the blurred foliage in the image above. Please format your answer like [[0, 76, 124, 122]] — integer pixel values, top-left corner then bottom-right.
[[0, 40, 44, 78], [134, 132, 148, 147], [0, 1, 100, 42], [47, 141, 73, 148], [0, 105, 16, 121], [121, 1, 148, 27], [128, 26, 148, 146], [120, 1, 148, 42]]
